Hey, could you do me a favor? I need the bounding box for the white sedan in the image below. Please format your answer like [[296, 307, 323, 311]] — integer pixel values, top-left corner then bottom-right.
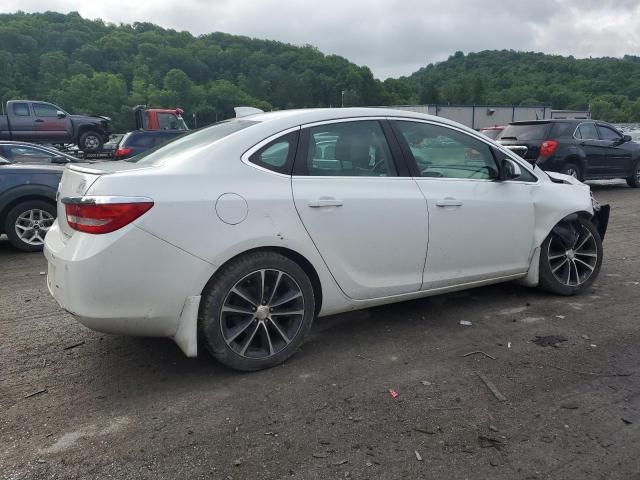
[[44, 108, 609, 371]]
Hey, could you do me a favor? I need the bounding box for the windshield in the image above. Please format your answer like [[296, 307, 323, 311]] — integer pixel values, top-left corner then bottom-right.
[[127, 120, 258, 165], [498, 123, 551, 141]]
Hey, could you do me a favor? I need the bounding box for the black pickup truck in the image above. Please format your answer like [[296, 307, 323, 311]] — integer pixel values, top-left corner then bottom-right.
[[0, 100, 111, 152]]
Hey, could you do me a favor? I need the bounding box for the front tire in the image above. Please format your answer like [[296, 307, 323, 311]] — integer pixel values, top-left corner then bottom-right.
[[199, 251, 316, 371], [538, 217, 602, 295], [626, 160, 640, 188], [79, 131, 104, 152], [4, 200, 56, 252]]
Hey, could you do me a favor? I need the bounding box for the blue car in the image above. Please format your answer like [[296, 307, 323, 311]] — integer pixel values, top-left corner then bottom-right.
[[0, 155, 63, 251]]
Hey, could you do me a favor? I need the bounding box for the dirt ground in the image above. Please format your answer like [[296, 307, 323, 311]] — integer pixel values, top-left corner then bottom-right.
[[1, 181, 640, 480]]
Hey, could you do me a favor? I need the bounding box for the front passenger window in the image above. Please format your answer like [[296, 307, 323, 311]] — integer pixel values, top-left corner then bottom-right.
[[394, 121, 499, 180]]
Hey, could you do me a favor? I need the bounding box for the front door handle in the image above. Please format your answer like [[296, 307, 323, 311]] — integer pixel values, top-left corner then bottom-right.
[[308, 198, 343, 208], [34, 119, 44, 123], [436, 197, 463, 207]]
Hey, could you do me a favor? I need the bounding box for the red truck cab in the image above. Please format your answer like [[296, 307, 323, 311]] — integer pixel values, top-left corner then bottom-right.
[[133, 105, 188, 131]]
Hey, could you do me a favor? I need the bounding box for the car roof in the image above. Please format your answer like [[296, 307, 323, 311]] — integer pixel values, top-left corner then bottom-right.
[[242, 107, 486, 137], [0, 141, 77, 158]]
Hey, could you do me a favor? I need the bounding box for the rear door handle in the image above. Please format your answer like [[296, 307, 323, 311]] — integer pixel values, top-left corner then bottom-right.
[[436, 197, 463, 207], [34, 119, 44, 123], [308, 198, 343, 208]]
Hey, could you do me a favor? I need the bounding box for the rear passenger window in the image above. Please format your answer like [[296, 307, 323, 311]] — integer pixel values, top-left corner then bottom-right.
[[576, 123, 598, 140], [12, 103, 30, 116], [300, 121, 397, 177], [249, 131, 298, 174]]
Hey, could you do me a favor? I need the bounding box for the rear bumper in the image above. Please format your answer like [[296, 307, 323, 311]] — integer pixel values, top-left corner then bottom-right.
[[44, 221, 213, 341]]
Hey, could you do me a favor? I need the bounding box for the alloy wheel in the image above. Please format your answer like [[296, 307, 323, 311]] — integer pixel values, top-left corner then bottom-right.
[[220, 269, 305, 359], [14, 209, 55, 246], [547, 224, 598, 287]]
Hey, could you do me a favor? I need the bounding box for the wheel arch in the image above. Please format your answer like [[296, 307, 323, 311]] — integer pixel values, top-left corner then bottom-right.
[[564, 154, 586, 176], [200, 246, 323, 317], [0, 189, 57, 231]]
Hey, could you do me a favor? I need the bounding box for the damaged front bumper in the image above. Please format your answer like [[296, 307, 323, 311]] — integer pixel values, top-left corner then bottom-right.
[[590, 193, 610, 241]]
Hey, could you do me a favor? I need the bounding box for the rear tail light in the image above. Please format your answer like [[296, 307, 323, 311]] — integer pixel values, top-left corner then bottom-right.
[[539, 140, 558, 157], [63, 196, 153, 234], [114, 147, 132, 159]]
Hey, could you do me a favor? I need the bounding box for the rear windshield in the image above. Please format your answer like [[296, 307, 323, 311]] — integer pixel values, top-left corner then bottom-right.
[[498, 123, 551, 141], [480, 129, 501, 140], [128, 120, 258, 165]]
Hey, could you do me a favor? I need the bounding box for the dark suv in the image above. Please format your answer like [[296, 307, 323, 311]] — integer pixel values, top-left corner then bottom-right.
[[497, 120, 640, 187]]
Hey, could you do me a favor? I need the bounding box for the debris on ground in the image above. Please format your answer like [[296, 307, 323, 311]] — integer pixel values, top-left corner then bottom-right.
[[414, 426, 438, 435], [233, 459, 242, 466], [355, 354, 378, 363], [459, 320, 473, 326], [39, 271, 46, 275], [478, 435, 505, 450], [420, 380, 432, 386], [532, 335, 568, 347], [556, 315, 566, 319], [63, 341, 85, 351], [388, 389, 399, 399], [519, 317, 544, 324], [477, 373, 507, 402], [463, 351, 496, 360], [489, 425, 499, 432], [312, 452, 329, 459], [414, 450, 423, 461], [622, 418, 633, 425], [334, 459, 348, 466], [24, 388, 47, 399]]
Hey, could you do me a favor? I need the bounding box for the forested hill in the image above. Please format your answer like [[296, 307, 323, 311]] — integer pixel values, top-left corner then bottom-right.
[[383, 50, 640, 123], [0, 11, 387, 130], [2, 11, 640, 130]]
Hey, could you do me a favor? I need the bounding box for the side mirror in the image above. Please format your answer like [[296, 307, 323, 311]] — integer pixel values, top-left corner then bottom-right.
[[56, 110, 67, 118], [51, 155, 70, 164], [623, 134, 632, 143], [501, 158, 522, 181]]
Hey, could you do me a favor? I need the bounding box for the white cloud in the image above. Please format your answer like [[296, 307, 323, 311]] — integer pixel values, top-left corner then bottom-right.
[[2, 0, 640, 78]]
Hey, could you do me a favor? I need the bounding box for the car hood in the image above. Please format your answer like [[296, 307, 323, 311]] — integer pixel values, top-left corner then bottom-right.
[[546, 171, 584, 186], [70, 114, 111, 123]]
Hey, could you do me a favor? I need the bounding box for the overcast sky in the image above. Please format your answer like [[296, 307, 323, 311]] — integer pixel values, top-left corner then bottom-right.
[[2, 0, 640, 79]]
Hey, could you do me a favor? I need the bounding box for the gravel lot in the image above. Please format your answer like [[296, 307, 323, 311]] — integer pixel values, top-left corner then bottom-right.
[[1, 181, 639, 480]]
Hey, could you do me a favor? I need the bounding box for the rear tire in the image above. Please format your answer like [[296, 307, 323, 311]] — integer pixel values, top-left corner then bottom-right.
[[538, 217, 602, 296], [79, 131, 103, 152], [560, 163, 583, 182], [626, 160, 640, 188], [199, 251, 316, 371], [4, 200, 56, 252]]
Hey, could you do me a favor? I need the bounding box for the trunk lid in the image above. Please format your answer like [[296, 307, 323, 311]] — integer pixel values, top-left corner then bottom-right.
[[57, 162, 152, 239]]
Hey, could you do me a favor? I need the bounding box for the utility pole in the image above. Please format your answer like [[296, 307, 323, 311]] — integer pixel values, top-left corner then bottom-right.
[[341, 90, 345, 108]]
